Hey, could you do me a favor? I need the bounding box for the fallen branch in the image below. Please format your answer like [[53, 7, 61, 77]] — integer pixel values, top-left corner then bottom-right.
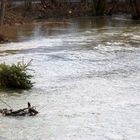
[[0, 102, 38, 116]]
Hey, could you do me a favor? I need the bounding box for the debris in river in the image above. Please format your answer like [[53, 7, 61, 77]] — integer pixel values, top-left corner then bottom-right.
[[0, 102, 38, 116], [0, 59, 33, 89]]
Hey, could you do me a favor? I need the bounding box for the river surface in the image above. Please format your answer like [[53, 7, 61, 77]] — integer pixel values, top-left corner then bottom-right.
[[0, 16, 140, 140]]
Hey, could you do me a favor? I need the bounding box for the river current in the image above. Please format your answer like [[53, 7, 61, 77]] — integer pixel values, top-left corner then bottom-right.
[[0, 16, 140, 140]]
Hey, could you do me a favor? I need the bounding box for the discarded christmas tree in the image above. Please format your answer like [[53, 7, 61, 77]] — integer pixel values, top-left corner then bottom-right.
[[0, 60, 33, 89]]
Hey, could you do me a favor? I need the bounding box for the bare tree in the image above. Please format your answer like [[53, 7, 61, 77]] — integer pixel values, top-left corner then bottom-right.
[[24, 0, 32, 11], [0, 0, 6, 26], [129, 0, 140, 19], [92, 0, 107, 16], [40, 0, 64, 11], [106, 0, 118, 15]]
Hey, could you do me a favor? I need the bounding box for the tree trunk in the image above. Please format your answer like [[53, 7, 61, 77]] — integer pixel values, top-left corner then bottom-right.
[[129, 0, 140, 19], [106, 0, 118, 15], [24, 0, 32, 11], [92, 0, 107, 16], [92, 0, 96, 15], [0, 0, 6, 26]]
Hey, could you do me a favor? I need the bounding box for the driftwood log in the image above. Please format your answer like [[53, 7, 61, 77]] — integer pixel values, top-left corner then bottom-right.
[[0, 102, 38, 116]]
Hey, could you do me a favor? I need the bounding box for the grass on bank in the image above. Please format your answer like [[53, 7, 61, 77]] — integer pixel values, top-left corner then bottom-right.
[[0, 60, 33, 89]]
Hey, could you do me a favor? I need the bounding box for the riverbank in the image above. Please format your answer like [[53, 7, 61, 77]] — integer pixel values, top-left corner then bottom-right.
[[0, 2, 90, 42], [3, 0, 140, 27], [2, 1, 134, 26], [0, 1, 139, 43]]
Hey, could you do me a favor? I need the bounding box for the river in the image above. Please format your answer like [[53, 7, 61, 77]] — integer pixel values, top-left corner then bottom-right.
[[0, 16, 140, 140]]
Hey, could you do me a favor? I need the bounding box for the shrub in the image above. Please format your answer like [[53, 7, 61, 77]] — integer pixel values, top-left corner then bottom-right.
[[0, 60, 33, 89]]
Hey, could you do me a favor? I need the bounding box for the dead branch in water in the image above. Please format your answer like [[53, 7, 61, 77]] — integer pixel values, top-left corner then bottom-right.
[[0, 102, 38, 116]]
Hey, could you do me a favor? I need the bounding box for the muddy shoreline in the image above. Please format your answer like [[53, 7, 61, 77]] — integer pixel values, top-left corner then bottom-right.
[[2, 2, 135, 26], [0, 1, 139, 43]]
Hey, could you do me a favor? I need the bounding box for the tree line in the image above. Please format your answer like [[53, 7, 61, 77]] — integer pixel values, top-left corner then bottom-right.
[[0, 0, 140, 26]]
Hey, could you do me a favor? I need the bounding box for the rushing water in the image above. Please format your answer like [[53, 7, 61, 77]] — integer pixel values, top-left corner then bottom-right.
[[0, 16, 140, 140]]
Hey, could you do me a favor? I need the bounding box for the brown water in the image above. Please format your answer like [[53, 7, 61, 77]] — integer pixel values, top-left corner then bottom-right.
[[0, 16, 140, 140]]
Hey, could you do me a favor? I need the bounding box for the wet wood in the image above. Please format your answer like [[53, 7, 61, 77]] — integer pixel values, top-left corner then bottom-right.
[[0, 102, 38, 116]]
